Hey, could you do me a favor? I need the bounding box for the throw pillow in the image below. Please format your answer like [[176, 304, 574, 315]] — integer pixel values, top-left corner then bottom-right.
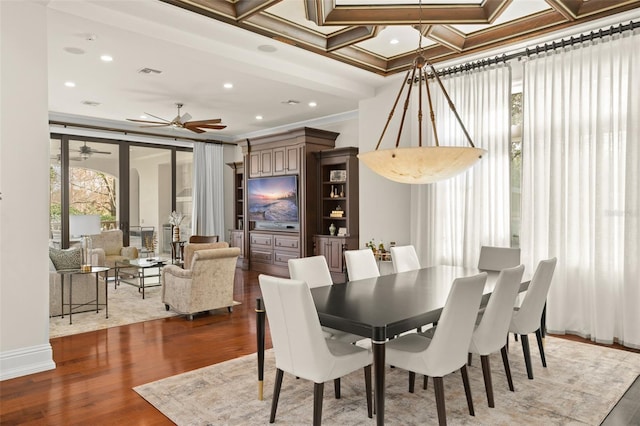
[[49, 247, 82, 271]]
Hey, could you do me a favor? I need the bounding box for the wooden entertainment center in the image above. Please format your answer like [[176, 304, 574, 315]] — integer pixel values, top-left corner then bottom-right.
[[232, 127, 359, 279]]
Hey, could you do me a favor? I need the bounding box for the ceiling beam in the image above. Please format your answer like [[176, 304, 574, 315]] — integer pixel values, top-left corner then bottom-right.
[[427, 25, 466, 52], [235, 0, 282, 21], [326, 26, 379, 52]]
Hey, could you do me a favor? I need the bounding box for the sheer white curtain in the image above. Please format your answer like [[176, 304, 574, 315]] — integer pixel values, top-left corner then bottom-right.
[[520, 29, 640, 349], [411, 64, 512, 268], [192, 143, 225, 237]]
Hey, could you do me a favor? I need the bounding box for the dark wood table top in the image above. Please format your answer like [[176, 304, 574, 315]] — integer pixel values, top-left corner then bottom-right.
[[310, 265, 530, 341]]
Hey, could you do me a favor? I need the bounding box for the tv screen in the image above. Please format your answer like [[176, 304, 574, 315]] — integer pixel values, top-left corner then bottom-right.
[[247, 175, 299, 223]]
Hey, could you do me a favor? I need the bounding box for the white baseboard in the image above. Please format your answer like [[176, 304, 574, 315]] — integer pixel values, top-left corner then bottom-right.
[[0, 344, 56, 381]]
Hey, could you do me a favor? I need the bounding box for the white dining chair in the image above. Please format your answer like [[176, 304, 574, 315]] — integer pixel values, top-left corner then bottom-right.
[[344, 249, 380, 281], [384, 272, 487, 426], [468, 264, 525, 407], [390, 245, 421, 273], [259, 274, 373, 425], [288, 256, 362, 343], [509, 257, 557, 379], [477, 246, 521, 271]]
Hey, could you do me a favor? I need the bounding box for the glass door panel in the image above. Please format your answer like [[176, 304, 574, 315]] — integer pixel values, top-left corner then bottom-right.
[[129, 145, 172, 257], [49, 139, 62, 247], [176, 150, 193, 242]]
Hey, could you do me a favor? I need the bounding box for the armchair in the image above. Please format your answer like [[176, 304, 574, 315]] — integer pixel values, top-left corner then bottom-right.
[[89, 229, 139, 268], [162, 247, 240, 320], [182, 241, 229, 268]]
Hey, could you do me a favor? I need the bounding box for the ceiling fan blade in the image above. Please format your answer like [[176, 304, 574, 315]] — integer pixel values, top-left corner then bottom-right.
[[144, 112, 171, 122], [187, 124, 227, 130], [90, 150, 112, 155], [185, 119, 222, 126], [186, 127, 206, 134], [180, 112, 192, 123], [139, 124, 171, 128], [127, 118, 168, 125]]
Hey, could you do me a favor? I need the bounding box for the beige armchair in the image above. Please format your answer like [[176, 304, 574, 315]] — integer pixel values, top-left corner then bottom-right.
[[182, 241, 229, 268], [89, 229, 139, 268], [49, 248, 106, 317], [161, 246, 240, 320]]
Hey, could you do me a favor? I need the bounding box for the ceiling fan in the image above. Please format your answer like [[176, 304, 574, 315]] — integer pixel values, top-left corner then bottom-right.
[[74, 142, 112, 160], [127, 103, 227, 134]]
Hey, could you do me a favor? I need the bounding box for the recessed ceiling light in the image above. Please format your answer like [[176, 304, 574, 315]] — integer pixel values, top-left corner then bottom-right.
[[258, 44, 278, 53], [223, 83, 233, 89], [140, 115, 147, 119], [256, 115, 263, 120], [390, 38, 399, 45], [64, 81, 76, 88], [100, 54, 113, 62], [64, 47, 85, 55], [308, 101, 317, 107]]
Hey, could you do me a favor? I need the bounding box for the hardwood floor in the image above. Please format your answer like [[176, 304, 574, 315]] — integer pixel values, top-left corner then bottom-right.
[[0, 268, 637, 424]]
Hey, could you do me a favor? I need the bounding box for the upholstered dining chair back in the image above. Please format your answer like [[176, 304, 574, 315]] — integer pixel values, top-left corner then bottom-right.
[[422, 272, 487, 377], [477, 246, 521, 271], [189, 235, 219, 243], [510, 258, 557, 334], [344, 249, 380, 281], [288, 256, 333, 288], [390, 245, 421, 273], [469, 265, 525, 355]]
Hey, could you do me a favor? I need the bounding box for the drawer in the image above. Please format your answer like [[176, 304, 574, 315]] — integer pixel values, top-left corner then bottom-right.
[[274, 236, 299, 250], [250, 249, 273, 264], [274, 250, 299, 266], [251, 233, 273, 247]]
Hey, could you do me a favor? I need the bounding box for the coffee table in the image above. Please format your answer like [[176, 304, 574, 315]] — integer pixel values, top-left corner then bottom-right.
[[115, 258, 166, 299], [57, 266, 110, 325]]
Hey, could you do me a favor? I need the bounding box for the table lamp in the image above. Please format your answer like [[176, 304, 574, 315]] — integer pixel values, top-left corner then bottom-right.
[[69, 215, 101, 272]]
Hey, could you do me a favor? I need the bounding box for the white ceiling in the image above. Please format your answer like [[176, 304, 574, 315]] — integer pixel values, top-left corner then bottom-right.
[[46, 0, 639, 143]]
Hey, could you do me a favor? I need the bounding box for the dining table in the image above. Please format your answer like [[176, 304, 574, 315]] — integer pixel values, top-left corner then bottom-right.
[[255, 265, 532, 425]]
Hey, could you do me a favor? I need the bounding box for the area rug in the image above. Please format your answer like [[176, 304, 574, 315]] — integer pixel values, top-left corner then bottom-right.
[[134, 336, 640, 425], [49, 281, 178, 338]]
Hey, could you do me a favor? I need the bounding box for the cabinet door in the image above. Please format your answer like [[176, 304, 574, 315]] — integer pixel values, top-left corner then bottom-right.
[[326, 239, 344, 272], [272, 147, 286, 175], [260, 150, 272, 176], [249, 152, 261, 177], [285, 146, 299, 174], [230, 230, 244, 257]]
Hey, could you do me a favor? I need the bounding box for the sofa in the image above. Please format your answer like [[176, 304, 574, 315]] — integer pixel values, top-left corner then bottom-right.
[[162, 244, 240, 320], [49, 247, 107, 317]]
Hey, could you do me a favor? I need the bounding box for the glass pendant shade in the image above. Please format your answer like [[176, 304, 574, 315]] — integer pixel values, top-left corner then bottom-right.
[[359, 146, 486, 184]]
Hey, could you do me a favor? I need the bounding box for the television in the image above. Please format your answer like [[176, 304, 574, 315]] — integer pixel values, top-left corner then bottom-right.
[[247, 175, 299, 228]]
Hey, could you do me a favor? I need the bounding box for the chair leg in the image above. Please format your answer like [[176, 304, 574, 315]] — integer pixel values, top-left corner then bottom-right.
[[521, 334, 534, 379], [408, 371, 416, 393], [468, 353, 472, 366], [364, 365, 373, 419], [480, 355, 494, 408], [433, 376, 447, 426], [227, 306, 233, 313], [270, 368, 284, 423], [500, 345, 515, 392], [461, 365, 475, 416], [535, 328, 547, 367], [313, 382, 324, 426], [514, 333, 518, 341], [334, 378, 341, 399], [423, 375, 429, 390]]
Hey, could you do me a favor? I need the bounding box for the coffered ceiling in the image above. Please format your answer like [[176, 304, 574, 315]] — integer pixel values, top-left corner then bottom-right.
[[163, 0, 640, 75]]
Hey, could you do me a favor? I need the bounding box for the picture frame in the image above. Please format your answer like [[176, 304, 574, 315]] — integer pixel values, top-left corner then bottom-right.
[[337, 227, 347, 236], [329, 170, 347, 182]]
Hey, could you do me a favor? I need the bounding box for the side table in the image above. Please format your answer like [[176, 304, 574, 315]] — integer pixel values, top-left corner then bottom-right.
[[58, 266, 110, 325], [171, 240, 186, 266]]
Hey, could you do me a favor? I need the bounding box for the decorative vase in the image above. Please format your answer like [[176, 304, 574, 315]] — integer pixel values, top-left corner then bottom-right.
[[329, 223, 336, 236], [340, 185, 344, 197], [172, 226, 180, 242]]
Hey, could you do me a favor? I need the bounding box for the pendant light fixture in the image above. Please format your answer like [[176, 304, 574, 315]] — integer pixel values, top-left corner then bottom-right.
[[358, 2, 486, 184]]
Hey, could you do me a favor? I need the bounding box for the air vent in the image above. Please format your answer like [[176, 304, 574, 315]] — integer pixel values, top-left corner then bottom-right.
[[81, 100, 101, 106], [138, 67, 162, 74]]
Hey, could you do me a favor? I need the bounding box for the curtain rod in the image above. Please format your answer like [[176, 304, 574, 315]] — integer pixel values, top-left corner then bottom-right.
[[431, 20, 639, 78], [49, 120, 237, 146]]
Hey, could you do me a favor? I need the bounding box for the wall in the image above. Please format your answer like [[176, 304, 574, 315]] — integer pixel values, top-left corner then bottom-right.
[[0, 1, 56, 380]]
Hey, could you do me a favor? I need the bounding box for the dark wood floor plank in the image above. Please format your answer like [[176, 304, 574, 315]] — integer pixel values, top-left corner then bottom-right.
[[0, 268, 636, 424]]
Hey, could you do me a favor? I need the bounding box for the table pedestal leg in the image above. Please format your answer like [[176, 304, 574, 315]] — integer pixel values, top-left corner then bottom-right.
[[256, 298, 265, 400], [372, 340, 385, 425]]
